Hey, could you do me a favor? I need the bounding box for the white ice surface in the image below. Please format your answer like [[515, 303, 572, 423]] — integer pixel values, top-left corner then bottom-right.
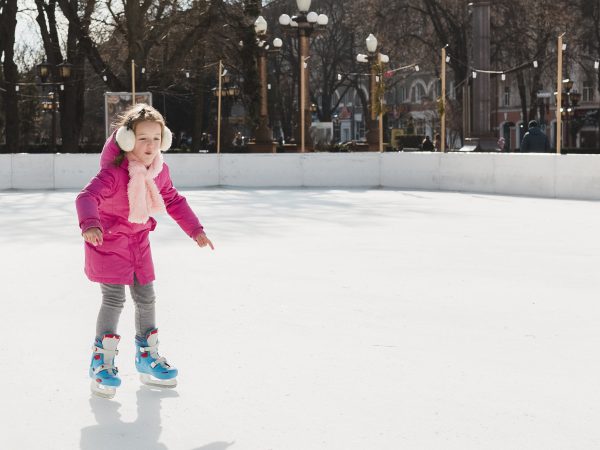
[[1, 188, 600, 450]]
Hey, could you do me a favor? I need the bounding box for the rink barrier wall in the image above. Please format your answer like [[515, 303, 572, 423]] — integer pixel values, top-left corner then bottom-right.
[[1, 152, 600, 200]]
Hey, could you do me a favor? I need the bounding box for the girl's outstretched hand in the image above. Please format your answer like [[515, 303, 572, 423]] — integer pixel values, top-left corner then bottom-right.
[[83, 227, 103, 247], [195, 232, 214, 250]]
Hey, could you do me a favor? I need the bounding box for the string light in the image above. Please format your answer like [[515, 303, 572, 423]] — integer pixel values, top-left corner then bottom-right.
[[472, 71, 477, 79], [533, 60, 538, 68], [595, 61, 599, 70]]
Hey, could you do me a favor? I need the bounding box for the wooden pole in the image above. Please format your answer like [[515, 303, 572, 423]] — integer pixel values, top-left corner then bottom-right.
[[441, 47, 447, 152], [131, 59, 136, 106], [217, 60, 223, 154], [378, 106, 384, 152], [556, 34, 564, 154], [378, 55, 384, 152], [300, 55, 306, 153]]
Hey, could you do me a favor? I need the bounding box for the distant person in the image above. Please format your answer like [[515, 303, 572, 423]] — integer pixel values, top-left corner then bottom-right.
[[232, 131, 244, 148], [421, 135, 434, 151], [434, 133, 442, 151], [520, 120, 549, 152], [76, 104, 214, 399], [199, 132, 209, 151], [497, 136, 505, 152]]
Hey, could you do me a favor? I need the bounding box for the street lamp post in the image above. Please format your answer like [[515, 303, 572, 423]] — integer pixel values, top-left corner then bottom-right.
[[212, 62, 240, 153], [250, 16, 283, 153], [279, 0, 328, 152], [357, 34, 389, 152], [559, 78, 581, 148], [36, 61, 73, 148]]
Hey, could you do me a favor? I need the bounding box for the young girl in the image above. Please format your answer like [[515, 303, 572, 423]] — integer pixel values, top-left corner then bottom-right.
[[76, 104, 213, 398]]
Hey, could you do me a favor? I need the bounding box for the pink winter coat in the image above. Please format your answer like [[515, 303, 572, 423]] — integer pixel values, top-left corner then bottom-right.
[[76, 135, 204, 285]]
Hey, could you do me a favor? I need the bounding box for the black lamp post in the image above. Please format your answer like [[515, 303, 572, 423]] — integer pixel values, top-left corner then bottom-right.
[[250, 16, 282, 153], [356, 33, 390, 152], [559, 78, 581, 148], [212, 70, 241, 152], [279, 0, 328, 152], [36, 61, 73, 147]]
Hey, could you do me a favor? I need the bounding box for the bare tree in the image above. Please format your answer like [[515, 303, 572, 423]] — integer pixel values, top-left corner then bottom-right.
[[34, 0, 94, 151], [0, 0, 20, 151], [493, 0, 569, 128]]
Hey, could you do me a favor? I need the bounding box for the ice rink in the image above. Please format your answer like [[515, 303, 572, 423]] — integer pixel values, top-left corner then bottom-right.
[[1, 188, 599, 449]]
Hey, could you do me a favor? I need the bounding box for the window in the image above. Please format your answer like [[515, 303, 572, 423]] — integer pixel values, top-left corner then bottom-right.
[[583, 80, 595, 102], [411, 83, 426, 103], [355, 120, 365, 140], [503, 87, 510, 107], [432, 80, 440, 99], [398, 86, 407, 103], [340, 91, 348, 106], [417, 84, 426, 102]]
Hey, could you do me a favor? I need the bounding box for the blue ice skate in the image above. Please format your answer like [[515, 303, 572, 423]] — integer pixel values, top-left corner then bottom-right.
[[135, 329, 178, 388], [89, 334, 121, 399]]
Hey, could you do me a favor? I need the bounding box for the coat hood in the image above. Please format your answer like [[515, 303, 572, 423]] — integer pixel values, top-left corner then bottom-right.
[[99, 131, 163, 171], [100, 132, 122, 169]]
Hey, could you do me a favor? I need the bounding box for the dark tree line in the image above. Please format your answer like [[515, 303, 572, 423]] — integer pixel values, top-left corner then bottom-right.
[[1, 0, 599, 151]]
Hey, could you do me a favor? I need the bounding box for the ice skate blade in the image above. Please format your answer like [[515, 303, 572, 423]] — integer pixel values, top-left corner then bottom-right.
[[139, 374, 177, 388], [90, 380, 116, 399]]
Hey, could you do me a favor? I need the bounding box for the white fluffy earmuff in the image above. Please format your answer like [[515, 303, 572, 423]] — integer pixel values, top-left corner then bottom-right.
[[115, 124, 173, 152], [160, 126, 172, 151], [115, 125, 136, 152]]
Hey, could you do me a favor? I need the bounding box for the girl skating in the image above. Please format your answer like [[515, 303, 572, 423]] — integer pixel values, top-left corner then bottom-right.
[[76, 104, 213, 398]]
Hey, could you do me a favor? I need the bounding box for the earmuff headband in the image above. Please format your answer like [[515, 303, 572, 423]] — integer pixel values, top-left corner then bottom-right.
[[115, 121, 172, 152]]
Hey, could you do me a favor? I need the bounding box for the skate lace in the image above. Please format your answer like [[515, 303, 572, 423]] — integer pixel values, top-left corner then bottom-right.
[[92, 346, 119, 375], [140, 344, 169, 369]]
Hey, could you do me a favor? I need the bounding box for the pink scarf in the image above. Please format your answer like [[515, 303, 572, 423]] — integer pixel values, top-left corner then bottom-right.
[[127, 154, 166, 224]]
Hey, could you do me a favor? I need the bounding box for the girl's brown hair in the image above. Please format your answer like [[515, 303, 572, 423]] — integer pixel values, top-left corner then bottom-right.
[[112, 103, 166, 167]]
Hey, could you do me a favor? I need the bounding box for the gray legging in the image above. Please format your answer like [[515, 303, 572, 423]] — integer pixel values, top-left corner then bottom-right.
[[96, 275, 156, 341]]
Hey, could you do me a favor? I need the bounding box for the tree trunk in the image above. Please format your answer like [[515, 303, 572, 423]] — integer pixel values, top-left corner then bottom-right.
[[59, 0, 86, 152], [192, 75, 207, 152], [1, 0, 19, 151], [516, 70, 528, 129]]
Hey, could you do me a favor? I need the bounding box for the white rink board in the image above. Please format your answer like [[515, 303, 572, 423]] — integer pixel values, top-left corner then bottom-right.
[[1, 152, 600, 200]]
